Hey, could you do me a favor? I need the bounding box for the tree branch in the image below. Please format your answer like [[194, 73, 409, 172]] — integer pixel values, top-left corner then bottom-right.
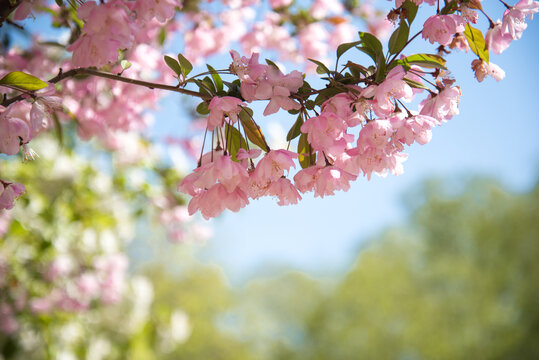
[[2, 67, 211, 107], [0, 0, 22, 27]]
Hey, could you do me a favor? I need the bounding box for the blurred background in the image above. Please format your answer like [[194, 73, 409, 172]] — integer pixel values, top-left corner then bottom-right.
[[1, 0, 539, 359]]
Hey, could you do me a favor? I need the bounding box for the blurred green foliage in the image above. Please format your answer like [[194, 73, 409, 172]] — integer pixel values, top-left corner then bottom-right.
[[2, 135, 538, 359]]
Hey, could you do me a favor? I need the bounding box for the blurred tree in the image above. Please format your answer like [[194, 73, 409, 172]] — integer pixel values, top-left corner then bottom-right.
[[227, 178, 539, 360], [295, 179, 539, 360]]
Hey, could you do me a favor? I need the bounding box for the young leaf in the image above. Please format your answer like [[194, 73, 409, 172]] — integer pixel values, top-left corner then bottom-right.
[[307, 58, 331, 75], [358, 32, 385, 81], [297, 133, 315, 169], [0, 71, 48, 91], [225, 123, 248, 161], [265, 59, 280, 70], [196, 101, 210, 115], [359, 32, 383, 58], [194, 79, 211, 97], [238, 108, 270, 152], [120, 60, 132, 71], [388, 21, 409, 54], [164, 55, 182, 77], [401, 0, 418, 25], [206, 64, 223, 92], [464, 23, 489, 63], [396, 54, 447, 70], [177, 53, 193, 76], [202, 76, 217, 94], [403, 77, 429, 90], [286, 114, 304, 142], [336, 40, 361, 60]]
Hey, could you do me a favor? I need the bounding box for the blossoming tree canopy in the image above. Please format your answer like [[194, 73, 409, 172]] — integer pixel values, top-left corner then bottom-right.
[[0, 0, 538, 218]]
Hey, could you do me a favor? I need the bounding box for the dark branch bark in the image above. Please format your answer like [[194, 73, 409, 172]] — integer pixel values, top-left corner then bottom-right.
[[0, 0, 22, 27], [2, 67, 210, 107]]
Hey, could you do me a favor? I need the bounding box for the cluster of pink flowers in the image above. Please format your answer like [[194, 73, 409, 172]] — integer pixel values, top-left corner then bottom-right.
[[486, 0, 539, 54], [31, 253, 128, 314], [69, 0, 182, 67], [0, 253, 128, 335], [178, 53, 462, 219], [230, 51, 303, 115], [422, 14, 466, 46]]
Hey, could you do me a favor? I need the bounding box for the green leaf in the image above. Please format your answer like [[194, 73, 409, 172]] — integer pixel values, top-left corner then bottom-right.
[[202, 76, 217, 94], [206, 64, 223, 92], [177, 53, 193, 76], [401, 0, 418, 25], [225, 124, 248, 161], [336, 41, 361, 60], [346, 61, 369, 78], [314, 86, 346, 105], [357, 46, 378, 63], [286, 114, 304, 142], [388, 21, 409, 55], [359, 32, 384, 58], [464, 23, 489, 63], [307, 58, 331, 75], [120, 60, 132, 71], [403, 77, 429, 90], [158, 28, 166, 46], [396, 54, 447, 70], [196, 101, 210, 115], [265, 59, 280, 70], [194, 79, 211, 96], [238, 107, 270, 152], [0, 71, 48, 91], [297, 133, 315, 169], [164, 55, 182, 77], [358, 32, 385, 81]]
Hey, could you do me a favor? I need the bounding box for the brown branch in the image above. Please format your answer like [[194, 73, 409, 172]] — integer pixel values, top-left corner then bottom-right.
[[0, 0, 22, 27], [2, 67, 211, 107]]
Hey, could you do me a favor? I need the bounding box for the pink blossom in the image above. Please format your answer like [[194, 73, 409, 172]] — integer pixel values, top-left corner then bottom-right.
[[76, 273, 101, 300], [0, 304, 19, 335], [68, 0, 134, 67], [0, 106, 30, 155], [395, 0, 435, 7], [472, 59, 505, 82], [46, 255, 74, 281], [485, 21, 513, 54], [501, 0, 538, 39], [294, 165, 357, 197], [301, 112, 353, 154], [321, 94, 364, 127], [0, 181, 25, 210], [460, 5, 478, 24], [266, 177, 302, 206], [422, 14, 466, 46], [253, 150, 297, 180], [362, 66, 413, 117], [269, 0, 292, 9], [132, 0, 179, 23], [329, 23, 357, 49], [357, 119, 393, 150], [30, 84, 62, 135], [188, 183, 249, 219], [310, 0, 343, 19], [419, 86, 461, 122], [94, 254, 128, 304], [207, 96, 245, 130], [179, 154, 251, 219]]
